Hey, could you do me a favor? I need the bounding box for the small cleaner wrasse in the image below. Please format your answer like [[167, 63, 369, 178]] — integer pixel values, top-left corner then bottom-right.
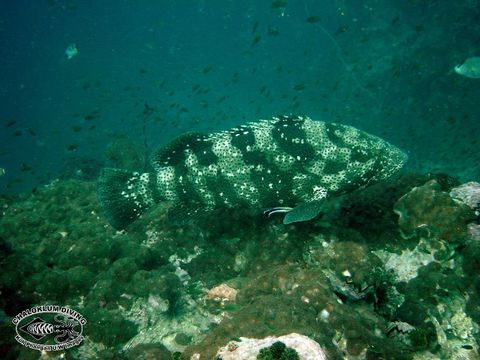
[[98, 115, 407, 229]]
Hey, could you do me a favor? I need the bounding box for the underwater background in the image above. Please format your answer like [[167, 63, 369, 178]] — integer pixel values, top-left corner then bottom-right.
[[1, 1, 480, 359]]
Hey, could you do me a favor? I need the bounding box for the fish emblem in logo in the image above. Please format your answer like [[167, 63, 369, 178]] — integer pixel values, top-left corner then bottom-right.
[[12, 305, 86, 351], [19, 314, 80, 343]]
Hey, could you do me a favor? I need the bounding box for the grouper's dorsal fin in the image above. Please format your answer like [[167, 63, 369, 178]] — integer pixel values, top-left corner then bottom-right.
[[283, 200, 327, 224], [152, 132, 211, 167]]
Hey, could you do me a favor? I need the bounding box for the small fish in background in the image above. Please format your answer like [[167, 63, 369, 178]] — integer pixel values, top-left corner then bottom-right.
[[271, 0, 287, 17], [202, 65, 213, 74], [306, 16, 321, 23], [454, 57, 480, 78], [20, 163, 32, 172], [267, 26, 279, 36], [0, 167, 5, 176], [252, 20, 259, 34], [251, 34, 261, 47], [64, 43, 78, 60], [67, 144, 79, 152]]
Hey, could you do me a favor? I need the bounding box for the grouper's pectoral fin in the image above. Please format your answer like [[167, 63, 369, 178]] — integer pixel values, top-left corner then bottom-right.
[[283, 200, 327, 224], [264, 200, 327, 224]]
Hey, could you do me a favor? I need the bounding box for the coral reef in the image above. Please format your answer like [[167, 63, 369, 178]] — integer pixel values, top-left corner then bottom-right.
[[394, 180, 473, 243], [450, 181, 480, 210], [1, 174, 479, 359]]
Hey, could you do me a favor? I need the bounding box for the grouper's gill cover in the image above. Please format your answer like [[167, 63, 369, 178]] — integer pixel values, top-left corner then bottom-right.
[[98, 116, 407, 229]]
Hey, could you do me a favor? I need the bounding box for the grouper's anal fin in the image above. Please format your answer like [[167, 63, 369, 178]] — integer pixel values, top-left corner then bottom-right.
[[282, 200, 327, 224], [97, 168, 156, 230]]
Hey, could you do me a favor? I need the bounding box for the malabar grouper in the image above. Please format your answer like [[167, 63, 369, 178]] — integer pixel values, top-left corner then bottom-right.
[[98, 115, 407, 229]]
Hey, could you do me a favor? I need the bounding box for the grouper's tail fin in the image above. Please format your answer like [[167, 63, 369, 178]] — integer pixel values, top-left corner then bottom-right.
[[97, 168, 156, 230]]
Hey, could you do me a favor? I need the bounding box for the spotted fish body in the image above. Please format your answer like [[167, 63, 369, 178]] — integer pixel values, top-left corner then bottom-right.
[[98, 116, 407, 229]]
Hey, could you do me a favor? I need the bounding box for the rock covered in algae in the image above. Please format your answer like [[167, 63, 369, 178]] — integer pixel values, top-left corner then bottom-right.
[[467, 223, 480, 242], [0, 179, 217, 358], [206, 283, 238, 303], [450, 181, 480, 242], [183, 261, 412, 359], [3, 173, 480, 359], [450, 181, 480, 210], [394, 180, 473, 243], [215, 333, 326, 360]]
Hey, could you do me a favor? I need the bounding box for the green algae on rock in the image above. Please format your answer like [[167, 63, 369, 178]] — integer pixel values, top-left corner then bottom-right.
[[2, 176, 480, 359], [394, 180, 474, 243]]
